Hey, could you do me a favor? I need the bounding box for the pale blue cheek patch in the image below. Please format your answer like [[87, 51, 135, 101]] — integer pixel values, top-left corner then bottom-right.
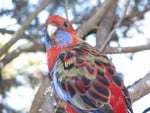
[[43, 29, 72, 50], [56, 29, 72, 47]]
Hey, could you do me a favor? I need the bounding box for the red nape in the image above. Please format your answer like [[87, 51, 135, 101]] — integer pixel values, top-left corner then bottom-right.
[[65, 104, 77, 113]]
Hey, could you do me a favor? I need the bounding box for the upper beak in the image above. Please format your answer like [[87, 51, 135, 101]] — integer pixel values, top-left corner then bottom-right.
[[47, 24, 57, 38]]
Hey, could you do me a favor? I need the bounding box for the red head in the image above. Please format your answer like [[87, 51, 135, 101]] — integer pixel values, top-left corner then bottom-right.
[[45, 15, 80, 50], [46, 15, 75, 35]]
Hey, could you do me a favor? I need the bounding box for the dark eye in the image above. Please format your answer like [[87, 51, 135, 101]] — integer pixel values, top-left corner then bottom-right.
[[62, 22, 68, 28]]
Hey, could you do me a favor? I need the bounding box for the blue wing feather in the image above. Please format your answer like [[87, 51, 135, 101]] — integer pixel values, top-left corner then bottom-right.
[[52, 66, 71, 101]]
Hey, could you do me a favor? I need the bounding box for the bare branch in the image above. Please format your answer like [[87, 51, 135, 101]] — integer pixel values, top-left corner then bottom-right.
[[40, 82, 56, 113], [0, 28, 15, 34], [128, 72, 150, 103], [64, 0, 69, 20], [105, 43, 150, 54], [122, 7, 150, 26], [0, 9, 14, 15], [100, 0, 130, 51], [0, 28, 43, 40], [29, 77, 51, 113], [0, 78, 16, 93], [0, 41, 44, 68], [2, 42, 150, 69], [77, 0, 113, 38], [0, 0, 51, 57], [95, 0, 117, 49], [2, 42, 150, 70]]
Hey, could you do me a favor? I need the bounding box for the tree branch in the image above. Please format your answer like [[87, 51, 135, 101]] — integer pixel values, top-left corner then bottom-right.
[[95, 0, 117, 49], [0, 41, 44, 68], [40, 81, 56, 113], [128, 72, 150, 103], [0, 28, 15, 34], [0, 28, 43, 39], [0, 78, 16, 93], [1, 41, 150, 70], [100, 0, 130, 51], [0, 9, 14, 15], [29, 77, 51, 113], [122, 3, 150, 27], [104, 43, 150, 54], [77, 0, 113, 38], [64, 0, 69, 20], [0, 0, 51, 57]]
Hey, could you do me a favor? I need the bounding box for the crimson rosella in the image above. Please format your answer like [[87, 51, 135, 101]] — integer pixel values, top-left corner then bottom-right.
[[44, 15, 133, 113]]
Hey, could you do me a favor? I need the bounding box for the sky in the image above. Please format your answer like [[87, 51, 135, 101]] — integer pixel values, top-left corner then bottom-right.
[[0, 0, 150, 113]]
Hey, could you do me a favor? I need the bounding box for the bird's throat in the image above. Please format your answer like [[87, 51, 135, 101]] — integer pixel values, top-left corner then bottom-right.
[[47, 46, 61, 72]]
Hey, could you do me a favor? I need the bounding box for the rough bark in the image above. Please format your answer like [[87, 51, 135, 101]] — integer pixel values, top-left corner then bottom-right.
[[96, 0, 117, 49], [128, 73, 150, 103], [30, 77, 51, 113]]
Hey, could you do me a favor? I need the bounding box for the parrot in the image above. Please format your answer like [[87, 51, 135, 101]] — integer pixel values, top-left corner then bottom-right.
[[44, 15, 133, 113]]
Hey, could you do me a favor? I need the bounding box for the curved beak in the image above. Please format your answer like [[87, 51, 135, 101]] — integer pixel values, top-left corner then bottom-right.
[[47, 24, 57, 38]]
